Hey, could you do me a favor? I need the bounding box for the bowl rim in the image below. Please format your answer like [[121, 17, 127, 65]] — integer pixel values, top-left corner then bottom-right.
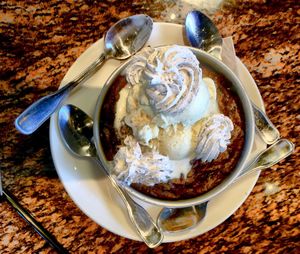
[[93, 45, 255, 208]]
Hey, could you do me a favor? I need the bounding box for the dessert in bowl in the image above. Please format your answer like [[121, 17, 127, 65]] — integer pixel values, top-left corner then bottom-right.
[[94, 45, 254, 208]]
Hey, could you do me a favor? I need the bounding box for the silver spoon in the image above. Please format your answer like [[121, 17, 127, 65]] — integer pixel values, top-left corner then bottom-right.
[[15, 14, 153, 135], [57, 104, 163, 248], [185, 10, 280, 145], [157, 138, 295, 233]]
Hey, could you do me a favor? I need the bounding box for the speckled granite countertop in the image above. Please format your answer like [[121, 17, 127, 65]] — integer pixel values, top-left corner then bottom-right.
[[0, 0, 299, 253]]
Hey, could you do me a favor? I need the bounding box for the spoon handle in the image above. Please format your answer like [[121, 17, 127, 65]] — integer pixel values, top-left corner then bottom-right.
[[94, 160, 163, 248], [235, 139, 294, 181], [109, 175, 163, 248], [15, 53, 106, 135], [252, 103, 280, 145]]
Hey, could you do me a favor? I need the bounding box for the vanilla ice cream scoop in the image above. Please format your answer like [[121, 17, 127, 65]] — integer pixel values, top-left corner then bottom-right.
[[158, 124, 193, 160], [196, 114, 234, 162]]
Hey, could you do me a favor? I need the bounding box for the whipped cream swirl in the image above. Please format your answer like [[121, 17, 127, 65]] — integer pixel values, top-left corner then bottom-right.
[[196, 114, 234, 162], [113, 136, 172, 186], [126, 46, 202, 116]]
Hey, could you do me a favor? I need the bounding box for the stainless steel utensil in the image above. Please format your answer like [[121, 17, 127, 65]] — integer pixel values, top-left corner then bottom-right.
[[185, 10, 280, 145], [157, 139, 294, 233], [0, 171, 68, 253], [15, 14, 153, 135], [57, 104, 163, 248]]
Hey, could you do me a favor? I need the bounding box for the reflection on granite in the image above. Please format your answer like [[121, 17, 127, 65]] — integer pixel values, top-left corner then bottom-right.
[[0, 0, 299, 253]]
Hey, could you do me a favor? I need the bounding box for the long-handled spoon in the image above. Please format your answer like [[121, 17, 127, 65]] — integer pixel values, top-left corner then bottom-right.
[[15, 14, 153, 135], [157, 138, 294, 233], [57, 104, 163, 248], [185, 10, 280, 145]]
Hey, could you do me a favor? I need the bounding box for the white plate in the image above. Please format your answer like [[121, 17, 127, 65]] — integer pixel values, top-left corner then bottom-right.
[[50, 23, 266, 243]]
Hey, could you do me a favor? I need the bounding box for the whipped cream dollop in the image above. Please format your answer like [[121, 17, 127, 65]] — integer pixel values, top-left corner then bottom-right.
[[143, 46, 200, 115], [125, 45, 210, 127], [113, 136, 172, 186], [196, 114, 234, 162]]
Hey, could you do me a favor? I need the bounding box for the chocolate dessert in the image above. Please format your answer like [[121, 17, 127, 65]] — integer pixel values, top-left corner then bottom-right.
[[99, 46, 245, 200]]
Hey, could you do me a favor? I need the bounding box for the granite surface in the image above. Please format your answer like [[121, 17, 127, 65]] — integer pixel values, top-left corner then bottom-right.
[[0, 0, 299, 253]]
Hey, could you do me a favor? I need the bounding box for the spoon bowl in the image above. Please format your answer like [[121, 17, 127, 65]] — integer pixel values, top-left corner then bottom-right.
[[185, 10, 222, 58], [15, 14, 153, 135], [58, 105, 96, 158], [105, 14, 153, 59]]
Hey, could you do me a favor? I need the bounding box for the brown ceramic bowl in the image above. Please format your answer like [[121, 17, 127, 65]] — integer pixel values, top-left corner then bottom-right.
[[93, 46, 255, 208]]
